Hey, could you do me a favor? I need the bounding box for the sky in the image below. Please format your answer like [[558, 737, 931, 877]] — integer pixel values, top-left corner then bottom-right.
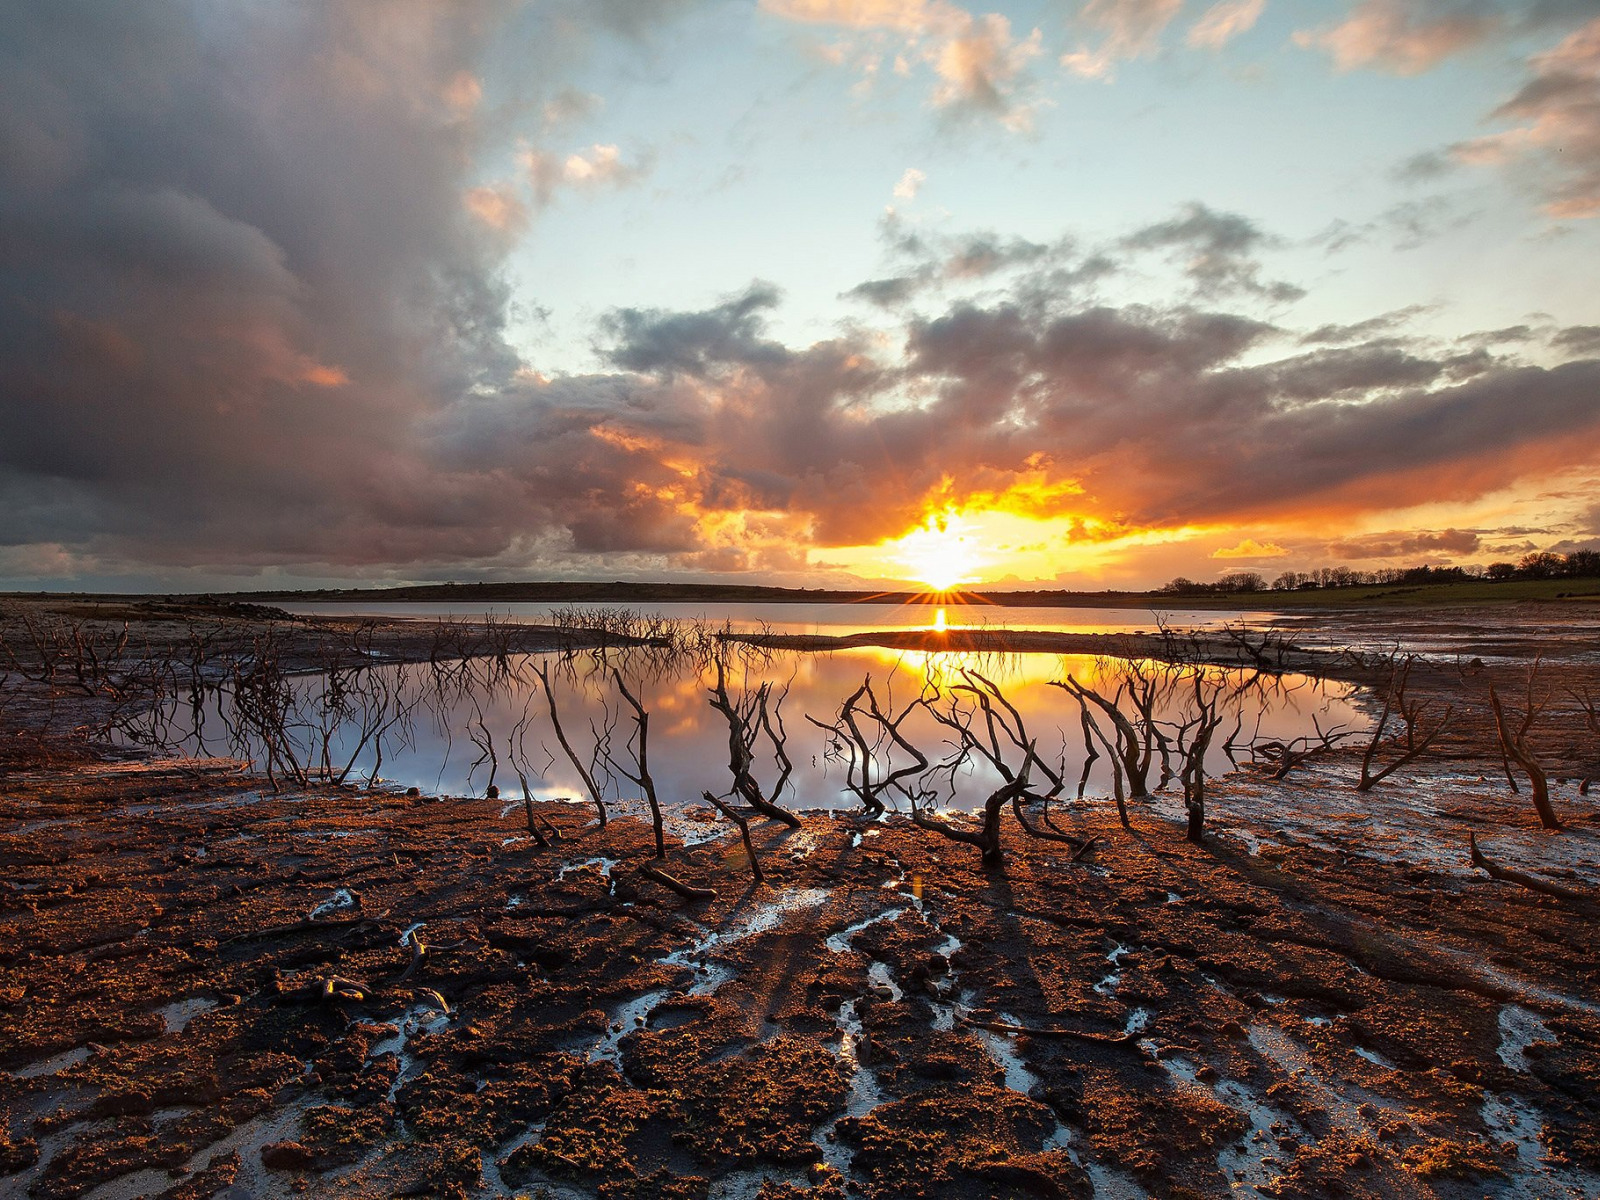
[[3, 0, 1600, 593]]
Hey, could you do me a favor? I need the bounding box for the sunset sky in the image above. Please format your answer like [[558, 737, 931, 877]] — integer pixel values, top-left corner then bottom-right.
[[4, 0, 1600, 592]]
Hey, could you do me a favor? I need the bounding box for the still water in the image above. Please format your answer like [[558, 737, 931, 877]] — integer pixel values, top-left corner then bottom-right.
[[208, 639, 1365, 811], [279, 599, 1280, 639]]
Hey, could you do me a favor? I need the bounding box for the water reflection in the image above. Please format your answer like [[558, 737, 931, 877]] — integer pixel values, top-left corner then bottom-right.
[[279, 599, 1281, 640], [164, 644, 1364, 812]]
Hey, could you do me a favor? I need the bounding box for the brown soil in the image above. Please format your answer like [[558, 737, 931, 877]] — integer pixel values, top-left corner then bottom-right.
[[3, 602, 1600, 1199], [4, 750, 1599, 1199]]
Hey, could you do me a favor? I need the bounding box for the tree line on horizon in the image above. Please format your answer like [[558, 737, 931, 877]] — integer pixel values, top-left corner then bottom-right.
[[1161, 550, 1600, 596]]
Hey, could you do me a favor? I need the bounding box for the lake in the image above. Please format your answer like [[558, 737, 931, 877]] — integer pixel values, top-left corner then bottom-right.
[[279, 599, 1280, 639], [164, 628, 1368, 812]]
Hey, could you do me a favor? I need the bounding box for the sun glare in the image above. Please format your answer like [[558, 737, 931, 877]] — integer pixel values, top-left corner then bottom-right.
[[892, 512, 983, 592]]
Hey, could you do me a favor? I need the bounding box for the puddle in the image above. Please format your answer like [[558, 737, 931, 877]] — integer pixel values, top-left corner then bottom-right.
[[371, 1001, 452, 1103], [1497, 1003, 1555, 1071], [971, 1012, 1042, 1095], [308, 888, 357, 919], [555, 856, 618, 889], [1160, 1049, 1305, 1196], [160, 997, 218, 1034], [824, 908, 905, 955], [813, 899, 916, 1179], [866, 961, 902, 1002], [75, 1092, 318, 1200], [585, 888, 834, 1070], [814, 995, 886, 1180], [1351, 1044, 1396, 1069], [11, 1045, 92, 1079], [481, 1120, 547, 1196], [1094, 943, 1129, 997], [589, 989, 672, 1068]]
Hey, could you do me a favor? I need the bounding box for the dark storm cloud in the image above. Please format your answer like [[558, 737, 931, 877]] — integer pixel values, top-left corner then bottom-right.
[[0, 1, 708, 576], [0, 3, 519, 558]]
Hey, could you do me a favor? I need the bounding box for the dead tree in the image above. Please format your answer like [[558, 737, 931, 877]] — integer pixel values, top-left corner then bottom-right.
[[702, 789, 764, 882], [918, 669, 1086, 865], [1252, 715, 1356, 781], [1357, 655, 1450, 791], [1219, 622, 1293, 671], [806, 676, 930, 816], [1117, 659, 1177, 786], [612, 670, 666, 858], [1069, 694, 1131, 829], [506, 692, 558, 847], [1174, 669, 1227, 842], [1571, 688, 1600, 795], [705, 658, 800, 827], [639, 862, 716, 902], [1074, 703, 1101, 799], [534, 661, 608, 827], [459, 692, 504, 798], [221, 632, 311, 790], [1468, 834, 1591, 905], [907, 771, 1034, 867], [1053, 675, 1150, 798], [1486, 665, 1561, 831]]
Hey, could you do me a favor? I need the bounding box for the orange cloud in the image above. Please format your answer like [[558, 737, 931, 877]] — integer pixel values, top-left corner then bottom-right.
[[1211, 538, 1287, 559], [442, 71, 482, 115], [1063, 0, 1184, 79], [761, 0, 1043, 128], [1187, 0, 1265, 50], [297, 362, 350, 388], [1449, 16, 1600, 219], [463, 183, 529, 233], [1294, 0, 1498, 76]]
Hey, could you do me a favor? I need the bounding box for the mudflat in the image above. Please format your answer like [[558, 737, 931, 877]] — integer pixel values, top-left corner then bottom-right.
[[2, 601, 1598, 1200]]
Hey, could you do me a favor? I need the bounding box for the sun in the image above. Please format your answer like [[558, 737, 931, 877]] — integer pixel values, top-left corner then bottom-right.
[[891, 511, 983, 592]]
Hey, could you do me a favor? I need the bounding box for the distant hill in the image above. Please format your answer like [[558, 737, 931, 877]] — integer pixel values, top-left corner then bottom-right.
[[225, 579, 1113, 606]]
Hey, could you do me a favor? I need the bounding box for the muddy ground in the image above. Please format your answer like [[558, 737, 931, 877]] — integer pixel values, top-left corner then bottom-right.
[[2, 601, 1599, 1199]]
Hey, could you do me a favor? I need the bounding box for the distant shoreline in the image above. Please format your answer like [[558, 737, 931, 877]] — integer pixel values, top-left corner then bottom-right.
[[3, 575, 1597, 610]]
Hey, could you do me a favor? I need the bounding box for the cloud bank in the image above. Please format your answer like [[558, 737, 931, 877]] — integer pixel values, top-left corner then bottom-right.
[[3, 1, 1599, 589]]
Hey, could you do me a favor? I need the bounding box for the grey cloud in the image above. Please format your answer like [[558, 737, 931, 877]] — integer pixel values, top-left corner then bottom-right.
[[1553, 324, 1600, 355], [1327, 528, 1484, 558], [0, 2, 704, 573], [1123, 203, 1306, 302], [843, 276, 921, 309], [846, 223, 1107, 311], [599, 283, 790, 377], [1442, 11, 1600, 218], [1298, 306, 1431, 344]]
